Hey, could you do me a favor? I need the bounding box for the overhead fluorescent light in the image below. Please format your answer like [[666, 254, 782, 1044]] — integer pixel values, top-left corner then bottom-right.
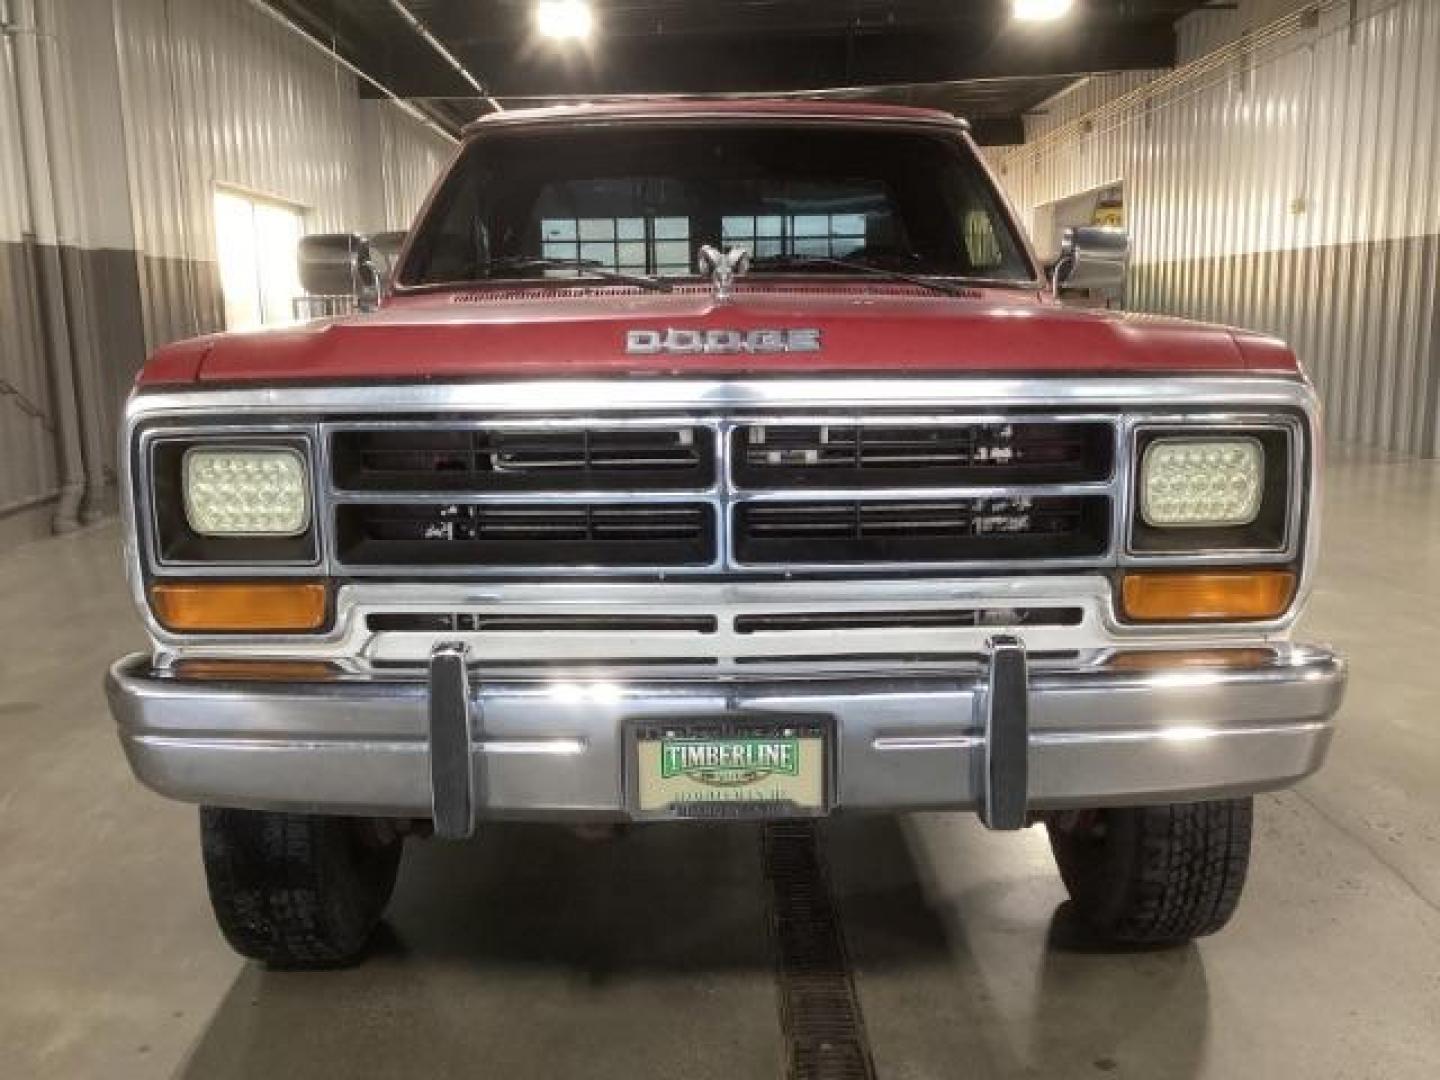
[[535, 0, 594, 40], [1013, 0, 1075, 21]]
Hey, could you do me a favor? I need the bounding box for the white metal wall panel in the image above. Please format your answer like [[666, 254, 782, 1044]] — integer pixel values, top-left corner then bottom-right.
[[113, 0, 451, 344], [365, 100, 456, 231], [1, 0, 63, 521], [1179, 0, 1315, 64], [993, 0, 1440, 455], [115, 0, 362, 259], [0, 12, 26, 245], [1, 0, 452, 535], [1022, 70, 1168, 142]]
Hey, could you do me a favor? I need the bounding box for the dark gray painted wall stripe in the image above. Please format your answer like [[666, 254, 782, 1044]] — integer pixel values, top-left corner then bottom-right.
[[1132, 232, 1440, 457], [0, 241, 62, 516], [0, 240, 223, 532]]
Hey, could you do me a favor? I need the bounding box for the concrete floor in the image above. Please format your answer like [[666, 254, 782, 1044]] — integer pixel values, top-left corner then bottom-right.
[[1, 443, 1437, 1079]]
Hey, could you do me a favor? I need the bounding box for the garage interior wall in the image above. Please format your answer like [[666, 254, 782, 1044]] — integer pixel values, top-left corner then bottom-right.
[[0, 0, 453, 544], [993, 0, 1440, 456]]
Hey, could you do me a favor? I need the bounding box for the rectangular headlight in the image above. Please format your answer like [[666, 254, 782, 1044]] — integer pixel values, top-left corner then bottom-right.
[[183, 447, 310, 536], [1140, 437, 1263, 527]]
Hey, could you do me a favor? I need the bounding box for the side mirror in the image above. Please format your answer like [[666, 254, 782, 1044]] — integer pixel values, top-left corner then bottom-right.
[[1051, 226, 1129, 304], [297, 233, 382, 312]]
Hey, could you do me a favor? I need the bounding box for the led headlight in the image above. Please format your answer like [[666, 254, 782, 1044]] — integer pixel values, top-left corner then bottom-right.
[[183, 447, 310, 536], [1141, 437, 1263, 527]]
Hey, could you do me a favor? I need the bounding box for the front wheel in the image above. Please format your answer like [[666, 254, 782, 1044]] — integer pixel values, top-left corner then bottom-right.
[[1045, 798, 1253, 947], [200, 807, 404, 967]]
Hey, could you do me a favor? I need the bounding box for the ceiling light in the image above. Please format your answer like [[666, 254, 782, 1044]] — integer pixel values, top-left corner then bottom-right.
[[535, 0, 594, 40], [1013, 0, 1074, 21]]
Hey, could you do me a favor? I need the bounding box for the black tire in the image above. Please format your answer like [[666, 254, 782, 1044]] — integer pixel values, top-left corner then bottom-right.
[[200, 807, 404, 967], [1045, 798, 1252, 947]]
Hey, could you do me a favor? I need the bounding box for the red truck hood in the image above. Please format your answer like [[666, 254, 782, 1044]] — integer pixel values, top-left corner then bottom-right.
[[140, 286, 1298, 385]]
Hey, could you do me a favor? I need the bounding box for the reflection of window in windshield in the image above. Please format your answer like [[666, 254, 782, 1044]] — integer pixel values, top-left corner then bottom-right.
[[723, 212, 871, 261], [399, 127, 1032, 287], [539, 216, 691, 276]]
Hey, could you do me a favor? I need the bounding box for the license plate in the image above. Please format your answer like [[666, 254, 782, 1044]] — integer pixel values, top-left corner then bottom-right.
[[631, 719, 829, 817]]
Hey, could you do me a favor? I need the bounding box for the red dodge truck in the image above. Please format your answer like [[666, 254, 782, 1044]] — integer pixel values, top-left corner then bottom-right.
[[106, 101, 1346, 966]]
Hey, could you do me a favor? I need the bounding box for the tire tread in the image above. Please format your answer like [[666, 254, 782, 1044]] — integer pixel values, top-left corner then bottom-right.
[[1048, 797, 1253, 946], [201, 807, 401, 967]]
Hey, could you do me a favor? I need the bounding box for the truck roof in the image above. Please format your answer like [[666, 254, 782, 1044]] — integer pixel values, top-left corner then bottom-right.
[[461, 99, 969, 136]]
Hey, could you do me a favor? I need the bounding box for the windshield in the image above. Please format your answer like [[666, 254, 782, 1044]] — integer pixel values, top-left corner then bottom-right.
[[398, 124, 1036, 288]]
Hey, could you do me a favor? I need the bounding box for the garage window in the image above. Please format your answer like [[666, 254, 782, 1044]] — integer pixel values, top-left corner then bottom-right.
[[213, 187, 306, 330]]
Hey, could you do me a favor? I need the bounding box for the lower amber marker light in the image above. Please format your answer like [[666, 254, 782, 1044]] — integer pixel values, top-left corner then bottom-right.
[[1120, 569, 1296, 623], [150, 581, 328, 632]]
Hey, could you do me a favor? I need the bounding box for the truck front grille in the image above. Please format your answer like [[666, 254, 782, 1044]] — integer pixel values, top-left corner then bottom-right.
[[323, 416, 1117, 575]]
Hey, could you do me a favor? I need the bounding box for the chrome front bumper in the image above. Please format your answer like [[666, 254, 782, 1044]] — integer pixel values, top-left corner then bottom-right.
[[106, 644, 1346, 831]]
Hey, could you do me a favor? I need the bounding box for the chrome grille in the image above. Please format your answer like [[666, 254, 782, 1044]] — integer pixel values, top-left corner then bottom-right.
[[323, 416, 1118, 575]]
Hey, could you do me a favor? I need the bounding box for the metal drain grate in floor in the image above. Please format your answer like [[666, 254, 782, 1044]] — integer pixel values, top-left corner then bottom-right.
[[763, 821, 877, 1080]]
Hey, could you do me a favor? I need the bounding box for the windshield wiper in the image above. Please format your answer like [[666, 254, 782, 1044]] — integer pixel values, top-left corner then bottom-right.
[[485, 256, 672, 293], [748, 254, 972, 297]]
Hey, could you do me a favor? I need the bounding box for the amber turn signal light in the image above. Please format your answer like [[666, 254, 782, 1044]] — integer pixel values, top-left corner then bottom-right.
[[1120, 570, 1296, 623], [150, 581, 328, 633]]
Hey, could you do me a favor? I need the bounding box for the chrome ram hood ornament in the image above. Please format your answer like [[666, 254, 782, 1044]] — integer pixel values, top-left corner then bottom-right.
[[697, 244, 751, 302]]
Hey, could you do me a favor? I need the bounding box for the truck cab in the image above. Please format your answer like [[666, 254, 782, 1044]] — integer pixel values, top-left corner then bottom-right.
[[106, 101, 1345, 966]]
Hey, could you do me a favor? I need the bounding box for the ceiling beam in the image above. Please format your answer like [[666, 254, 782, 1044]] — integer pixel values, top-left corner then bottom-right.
[[357, 22, 1179, 98]]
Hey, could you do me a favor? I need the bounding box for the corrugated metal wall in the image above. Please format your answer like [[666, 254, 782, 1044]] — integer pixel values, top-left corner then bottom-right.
[[0, 0, 453, 539], [993, 0, 1440, 456], [1, 0, 89, 528], [0, 0, 51, 520], [362, 99, 459, 233], [1023, 70, 1170, 140], [1178, 0, 1316, 63], [114, 0, 453, 349]]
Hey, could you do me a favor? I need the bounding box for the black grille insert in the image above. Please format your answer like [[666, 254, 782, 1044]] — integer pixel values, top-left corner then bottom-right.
[[735, 497, 1109, 564], [332, 427, 712, 492], [734, 422, 1112, 488], [337, 502, 715, 567]]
